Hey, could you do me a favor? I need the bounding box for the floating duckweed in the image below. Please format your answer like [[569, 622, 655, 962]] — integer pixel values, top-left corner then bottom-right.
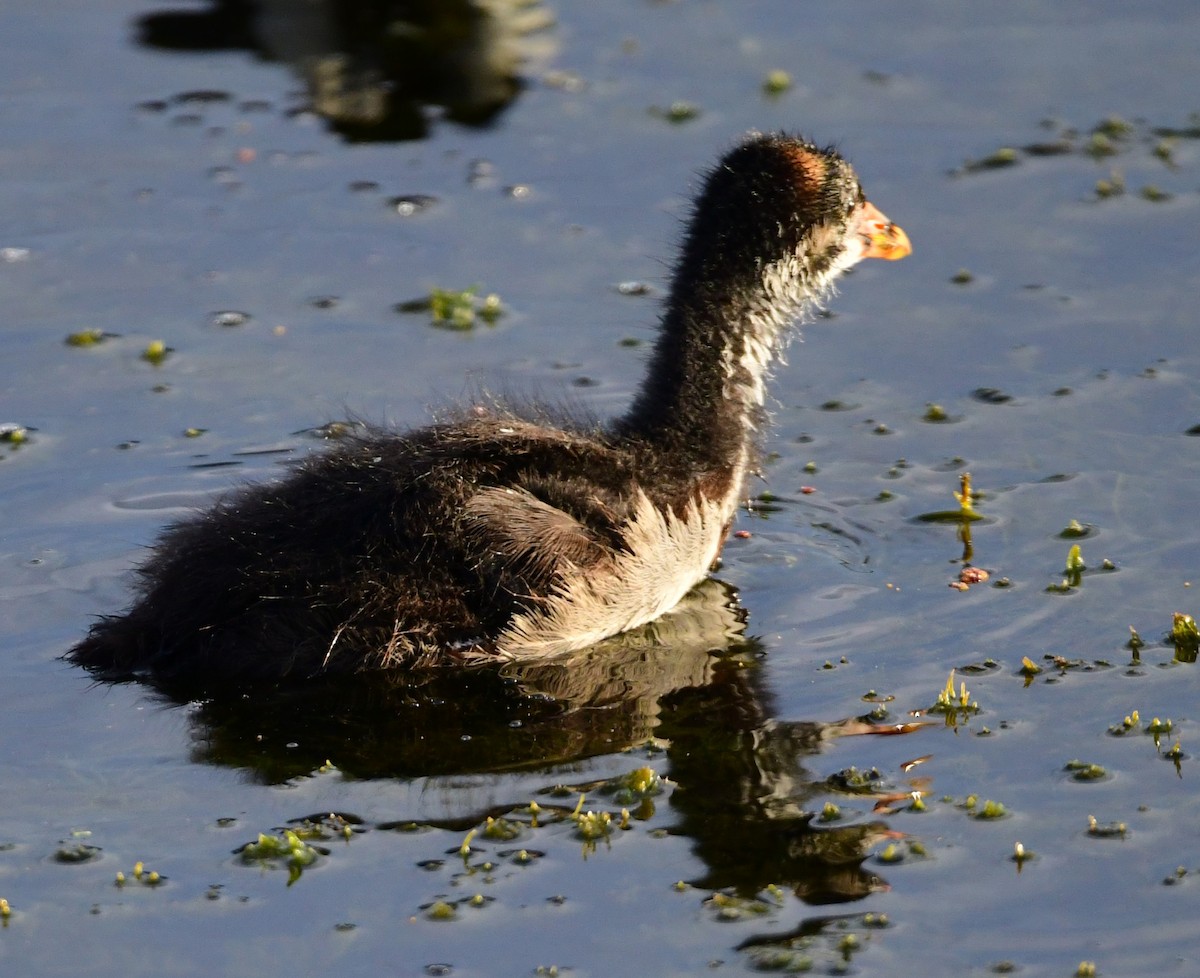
[[0, 425, 28, 445], [660, 101, 700, 124], [1060, 519, 1090, 539], [829, 766, 882, 792], [1093, 115, 1133, 139], [1108, 709, 1140, 735], [1086, 132, 1117, 158], [705, 890, 774, 921], [397, 286, 504, 331], [1065, 760, 1107, 782], [1095, 170, 1125, 198], [573, 810, 612, 842], [819, 802, 843, 822], [426, 900, 456, 921], [931, 670, 981, 721], [1075, 962, 1097, 978], [963, 147, 1019, 172], [141, 340, 169, 365], [673, 880, 688, 892], [64, 328, 110, 346], [877, 844, 903, 863], [183, 427, 206, 438], [909, 792, 926, 812], [762, 69, 792, 96], [482, 816, 521, 842], [919, 472, 984, 523], [1012, 841, 1033, 865], [950, 269, 974, 285], [1019, 656, 1042, 676], [923, 403, 949, 422], [54, 843, 101, 863], [1146, 717, 1174, 746], [0, 897, 9, 919], [458, 828, 477, 858], [478, 293, 503, 324], [1087, 815, 1127, 838], [1140, 184, 1172, 202], [238, 829, 321, 884], [1171, 613, 1199, 659], [1066, 543, 1085, 582], [973, 800, 1007, 819]]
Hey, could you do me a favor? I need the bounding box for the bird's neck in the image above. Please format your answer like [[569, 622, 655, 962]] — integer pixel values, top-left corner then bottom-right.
[[617, 254, 815, 473]]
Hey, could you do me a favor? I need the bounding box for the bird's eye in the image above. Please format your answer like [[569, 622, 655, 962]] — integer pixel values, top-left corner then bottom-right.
[[844, 192, 859, 217]]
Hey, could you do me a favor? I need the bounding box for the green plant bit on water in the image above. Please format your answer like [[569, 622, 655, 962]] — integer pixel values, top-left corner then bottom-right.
[[398, 286, 503, 331], [1066, 543, 1085, 583], [1075, 962, 1097, 978], [1065, 760, 1107, 782], [141, 340, 169, 365], [425, 900, 456, 921], [962, 147, 1019, 173], [877, 843, 903, 863], [1140, 184, 1172, 202], [239, 829, 321, 885], [918, 472, 983, 523], [762, 69, 792, 96], [1060, 519, 1090, 539], [654, 101, 700, 124], [1146, 717, 1174, 745], [930, 669, 981, 726], [1095, 170, 1125, 198], [1108, 709, 1140, 735], [1087, 815, 1127, 838], [973, 799, 1007, 819], [64, 328, 110, 346], [1171, 613, 1199, 661]]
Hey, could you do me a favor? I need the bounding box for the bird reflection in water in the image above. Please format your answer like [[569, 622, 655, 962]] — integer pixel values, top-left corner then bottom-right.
[[136, 0, 557, 141], [161, 578, 914, 908]]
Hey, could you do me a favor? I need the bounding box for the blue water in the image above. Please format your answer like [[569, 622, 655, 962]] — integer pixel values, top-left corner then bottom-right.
[[3, 1, 1199, 975]]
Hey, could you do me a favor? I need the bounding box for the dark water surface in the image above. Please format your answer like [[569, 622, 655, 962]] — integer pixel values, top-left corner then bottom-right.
[[3, 1, 1199, 975]]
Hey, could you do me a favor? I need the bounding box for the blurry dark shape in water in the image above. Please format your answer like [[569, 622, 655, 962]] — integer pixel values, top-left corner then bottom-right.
[[135, 0, 557, 141]]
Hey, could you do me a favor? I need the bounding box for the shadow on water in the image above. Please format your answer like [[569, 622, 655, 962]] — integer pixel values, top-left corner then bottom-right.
[[135, 0, 556, 141], [107, 579, 894, 905]]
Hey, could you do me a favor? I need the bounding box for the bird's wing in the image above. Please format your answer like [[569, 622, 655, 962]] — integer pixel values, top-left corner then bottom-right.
[[463, 485, 609, 579]]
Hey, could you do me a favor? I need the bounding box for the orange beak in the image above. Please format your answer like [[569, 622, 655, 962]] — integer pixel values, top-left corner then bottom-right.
[[859, 200, 912, 261]]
